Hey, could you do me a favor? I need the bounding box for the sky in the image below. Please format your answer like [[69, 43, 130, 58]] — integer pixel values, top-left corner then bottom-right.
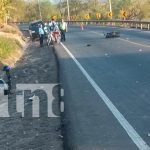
[[49, 0, 59, 4]]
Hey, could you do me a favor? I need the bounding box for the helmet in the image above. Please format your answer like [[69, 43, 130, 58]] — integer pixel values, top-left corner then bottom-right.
[[52, 16, 57, 21]]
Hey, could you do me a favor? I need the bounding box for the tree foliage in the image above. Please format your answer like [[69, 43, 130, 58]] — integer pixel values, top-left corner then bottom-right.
[[57, 0, 150, 20], [0, 0, 150, 22], [0, 0, 15, 23]]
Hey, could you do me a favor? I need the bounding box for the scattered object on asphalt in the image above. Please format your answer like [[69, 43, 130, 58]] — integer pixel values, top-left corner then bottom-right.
[[104, 31, 120, 38], [148, 133, 150, 137], [104, 53, 111, 58], [58, 135, 63, 139], [29, 95, 36, 101], [139, 49, 143, 52], [87, 44, 91, 46]]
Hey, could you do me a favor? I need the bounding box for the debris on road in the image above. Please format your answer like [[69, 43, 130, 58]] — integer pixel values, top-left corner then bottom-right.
[[104, 31, 120, 38], [87, 44, 91, 46], [58, 135, 64, 139]]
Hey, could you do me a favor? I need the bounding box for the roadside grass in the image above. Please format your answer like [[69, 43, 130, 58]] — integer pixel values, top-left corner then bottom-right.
[[0, 24, 25, 67], [0, 36, 17, 59]]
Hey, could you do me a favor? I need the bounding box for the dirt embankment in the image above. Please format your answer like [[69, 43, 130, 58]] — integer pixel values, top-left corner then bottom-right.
[[0, 23, 26, 69]]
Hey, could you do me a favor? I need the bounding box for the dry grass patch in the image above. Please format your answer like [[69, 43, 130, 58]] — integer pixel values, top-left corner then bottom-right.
[[0, 24, 26, 68], [0, 36, 23, 67]]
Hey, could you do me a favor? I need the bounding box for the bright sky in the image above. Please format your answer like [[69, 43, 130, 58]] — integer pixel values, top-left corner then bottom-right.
[[49, 0, 59, 4]]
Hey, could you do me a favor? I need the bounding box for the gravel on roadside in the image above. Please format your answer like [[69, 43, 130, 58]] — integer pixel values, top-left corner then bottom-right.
[[0, 38, 63, 150]]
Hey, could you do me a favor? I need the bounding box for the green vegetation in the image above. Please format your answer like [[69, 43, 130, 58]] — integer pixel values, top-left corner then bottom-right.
[[0, 36, 17, 59], [1, 0, 150, 23]]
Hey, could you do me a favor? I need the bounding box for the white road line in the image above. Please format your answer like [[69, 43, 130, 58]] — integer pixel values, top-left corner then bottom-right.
[[118, 38, 150, 48], [60, 42, 150, 150], [60, 101, 64, 113]]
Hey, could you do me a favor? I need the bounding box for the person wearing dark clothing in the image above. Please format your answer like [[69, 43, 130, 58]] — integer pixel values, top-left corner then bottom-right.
[[61, 30, 66, 41], [39, 24, 44, 47]]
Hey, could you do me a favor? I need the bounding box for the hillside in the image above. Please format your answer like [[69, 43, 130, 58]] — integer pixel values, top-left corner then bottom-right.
[[0, 23, 26, 69]]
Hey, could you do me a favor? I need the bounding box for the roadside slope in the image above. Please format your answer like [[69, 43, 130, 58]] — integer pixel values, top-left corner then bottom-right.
[[0, 34, 63, 149]]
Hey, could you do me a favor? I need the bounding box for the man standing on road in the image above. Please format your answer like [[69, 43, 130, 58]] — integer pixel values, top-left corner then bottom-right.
[[59, 19, 67, 42], [38, 24, 44, 47]]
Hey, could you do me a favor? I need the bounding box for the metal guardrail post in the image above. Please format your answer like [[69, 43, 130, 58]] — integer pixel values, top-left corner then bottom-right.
[[148, 24, 150, 30], [130, 23, 132, 28], [136, 24, 138, 29], [141, 24, 143, 30]]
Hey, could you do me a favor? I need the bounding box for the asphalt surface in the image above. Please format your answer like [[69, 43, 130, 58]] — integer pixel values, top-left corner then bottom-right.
[[55, 25, 150, 150]]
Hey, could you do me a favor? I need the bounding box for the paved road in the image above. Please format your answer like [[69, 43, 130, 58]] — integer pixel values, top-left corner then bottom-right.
[[55, 25, 150, 150], [17, 23, 29, 31]]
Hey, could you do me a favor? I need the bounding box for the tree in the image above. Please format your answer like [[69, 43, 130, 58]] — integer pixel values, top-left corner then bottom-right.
[[136, 0, 150, 20], [41, 0, 59, 21], [1, 0, 150, 23], [0, 0, 15, 23], [9, 0, 26, 22]]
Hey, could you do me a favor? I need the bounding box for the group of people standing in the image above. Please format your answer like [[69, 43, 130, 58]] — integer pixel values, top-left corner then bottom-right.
[[38, 18, 68, 47]]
